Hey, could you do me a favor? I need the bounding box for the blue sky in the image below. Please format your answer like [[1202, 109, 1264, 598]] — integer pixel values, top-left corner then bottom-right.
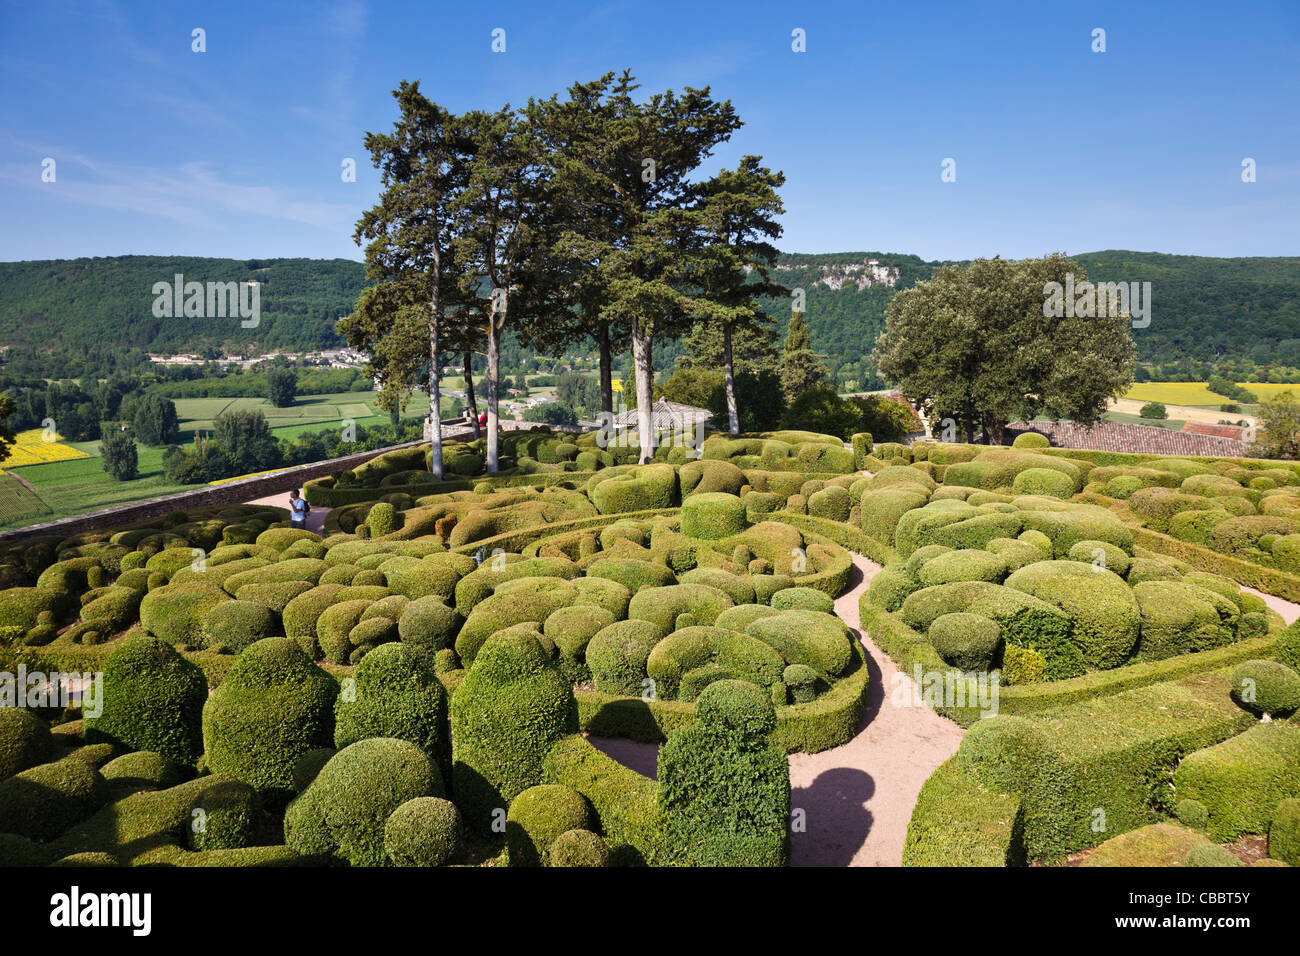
[[1, 0, 1297, 263]]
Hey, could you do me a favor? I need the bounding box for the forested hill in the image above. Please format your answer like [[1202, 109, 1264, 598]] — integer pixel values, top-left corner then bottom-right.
[[1, 251, 1295, 377], [0, 256, 367, 355]]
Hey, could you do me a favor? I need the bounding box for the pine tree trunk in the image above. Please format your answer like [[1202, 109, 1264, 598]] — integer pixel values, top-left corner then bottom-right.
[[598, 321, 613, 414], [486, 295, 502, 473], [464, 351, 481, 439], [427, 279, 443, 480], [631, 315, 654, 464], [723, 323, 739, 435]]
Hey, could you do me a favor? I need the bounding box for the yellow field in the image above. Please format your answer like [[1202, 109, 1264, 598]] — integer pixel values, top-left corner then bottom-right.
[[1123, 382, 1300, 406], [0, 429, 92, 472]]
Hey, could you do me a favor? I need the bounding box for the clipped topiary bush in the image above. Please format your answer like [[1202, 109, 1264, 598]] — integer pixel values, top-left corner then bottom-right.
[[384, 796, 462, 867], [200, 600, 276, 652], [680, 492, 747, 539], [1012, 467, 1075, 499], [0, 708, 55, 782], [657, 680, 790, 866], [549, 828, 609, 867], [929, 612, 1002, 670], [202, 637, 339, 799], [586, 620, 664, 696], [506, 784, 593, 867], [187, 776, 261, 851], [770, 586, 834, 613], [0, 755, 108, 841], [1185, 844, 1243, 867], [1269, 798, 1300, 866], [85, 634, 208, 766], [1004, 561, 1140, 669], [1012, 432, 1050, 449], [285, 737, 443, 866], [450, 629, 579, 830], [1230, 659, 1300, 717], [335, 643, 450, 773]]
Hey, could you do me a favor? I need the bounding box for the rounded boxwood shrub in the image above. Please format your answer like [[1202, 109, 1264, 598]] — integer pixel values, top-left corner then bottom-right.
[[285, 737, 442, 867], [1012, 467, 1075, 499], [550, 828, 609, 867], [0, 756, 108, 841], [678, 567, 755, 606], [807, 486, 853, 523], [200, 600, 276, 652], [233, 580, 315, 614], [1133, 581, 1237, 661], [1269, 798, 1300, 866], [187, 776, 261, 851], [1065, 539, 1132, 577], [715, 604, 781, 632], [256, 527, 321, 552], [0, 708, 55, 782], [317, 599, 375, 665], [1012, 432, 1050, 449], [770, 586, 834, 613], [657, 680, 789, 867], [449, 630, 579, 831], [100, 750, 182, 796], [680, 492, 747, 540], [1004, 561, 1140, 669], [782, 663, 820, 703], [586, 620, 664, 696], [649, 626, 785, 700], [956, 715, 1058, 795], [138, 581, 231, 645], [456, 589, 572, 666], [397, 596, 460, 653], [1230, 659, 1300, 717], [744, 610, 853, 677], [544, 605, 616, 664], [585, 558, 677, 593], [1106, 475, 1144, 499], [628, 583, 734, 632], [917, 549, 1009, 587], [1185, 844, 1243, 867], [865, 565, 916, 612], [506, 784, 592, 867], [291, 747, 336, 793], [1278, 620, 1300, 673], [202, 637, 339, 799], [1174, 798, 1209, 830], [335, 643, 449, 771], [385, 796, 462, 867], [929, 612, 1002, 670], [85, 635, 207, 766], [589, 464, 678, 514]]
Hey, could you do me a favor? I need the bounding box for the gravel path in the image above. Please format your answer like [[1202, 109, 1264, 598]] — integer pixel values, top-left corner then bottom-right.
[[590, 553, 967, 867]]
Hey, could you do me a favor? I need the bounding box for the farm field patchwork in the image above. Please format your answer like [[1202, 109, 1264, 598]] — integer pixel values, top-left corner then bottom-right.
[[1124, 382, 1300, 407]]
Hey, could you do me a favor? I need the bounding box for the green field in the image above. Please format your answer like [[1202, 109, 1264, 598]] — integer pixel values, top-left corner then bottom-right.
[[1123, 381, 1300, 407], [0, 389, 417, 532]]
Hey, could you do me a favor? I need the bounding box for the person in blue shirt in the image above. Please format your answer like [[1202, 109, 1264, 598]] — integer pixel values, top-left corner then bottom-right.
[[289, 489, 307, 529]]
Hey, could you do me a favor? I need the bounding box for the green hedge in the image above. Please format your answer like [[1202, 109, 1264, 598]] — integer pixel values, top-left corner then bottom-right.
[[902, 756, 1024, 866], [858, 597, 1278, 725]]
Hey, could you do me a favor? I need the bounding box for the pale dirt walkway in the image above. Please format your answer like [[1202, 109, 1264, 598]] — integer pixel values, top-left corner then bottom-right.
[[590, 553, 967, 868], [243, 491, 330, 536]]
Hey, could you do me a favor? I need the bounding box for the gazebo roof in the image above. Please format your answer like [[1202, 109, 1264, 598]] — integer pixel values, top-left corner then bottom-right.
[[610, 399, 713, 429]]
